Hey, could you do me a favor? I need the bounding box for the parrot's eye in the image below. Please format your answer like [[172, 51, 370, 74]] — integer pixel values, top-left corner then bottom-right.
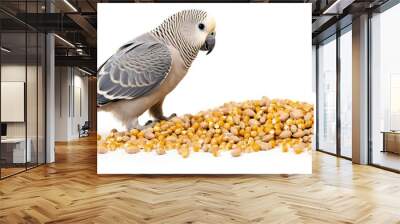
[[198, 23, 205, 30]]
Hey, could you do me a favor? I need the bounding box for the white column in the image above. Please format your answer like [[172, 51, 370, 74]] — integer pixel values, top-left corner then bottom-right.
[[352, 14, 369, 164], [46, 33, 55, 163], [45, 0, 55, 163]]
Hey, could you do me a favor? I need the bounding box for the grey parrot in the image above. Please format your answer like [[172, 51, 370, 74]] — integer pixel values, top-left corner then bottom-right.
[[97, 9, 216, 130]]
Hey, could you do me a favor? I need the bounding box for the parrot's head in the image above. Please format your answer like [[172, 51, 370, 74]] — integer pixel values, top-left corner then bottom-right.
[[156, 9, 216, 55], [196, 12, 216, 55]]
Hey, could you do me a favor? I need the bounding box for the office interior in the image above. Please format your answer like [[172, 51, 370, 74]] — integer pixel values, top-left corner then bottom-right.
[[0, 0, 97, 179], [314, 0, 400, 172], [0, 0, 399, 223]]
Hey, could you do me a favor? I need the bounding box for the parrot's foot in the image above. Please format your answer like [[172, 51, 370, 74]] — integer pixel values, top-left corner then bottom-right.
[[145, 119, 157, 126], [167, 113, 177, 120], [144, 113, 177, 128]]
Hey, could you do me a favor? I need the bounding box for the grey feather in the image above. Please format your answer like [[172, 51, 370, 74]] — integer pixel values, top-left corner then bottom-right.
[[97, 34, 172, 106]]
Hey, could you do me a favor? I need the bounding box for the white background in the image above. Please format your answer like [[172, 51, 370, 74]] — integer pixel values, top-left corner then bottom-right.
[[97, 3, 312, 174]]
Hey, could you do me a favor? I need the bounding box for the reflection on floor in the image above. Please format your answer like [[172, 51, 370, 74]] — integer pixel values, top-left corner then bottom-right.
[[0, 162, 42, 178], [0, 136, 400, 223], [373, 150, 400, 171], [0, 167, 25, 178]]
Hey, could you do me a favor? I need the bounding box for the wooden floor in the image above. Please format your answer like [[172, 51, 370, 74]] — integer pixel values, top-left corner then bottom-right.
[[0, 136, 400, 224], [1, 167, 26, 178]]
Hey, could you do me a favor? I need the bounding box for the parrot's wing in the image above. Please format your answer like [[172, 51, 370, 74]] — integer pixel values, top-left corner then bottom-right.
[[97, 40, 172, 106]]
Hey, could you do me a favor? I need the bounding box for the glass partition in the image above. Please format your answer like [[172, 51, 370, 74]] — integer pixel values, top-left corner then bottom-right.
[[1, 31, 28, 177], [0, 1, 46, 179], [317, 35, 337, 154], [26, 0, 44, 169], [371, 3, 400, 171], [339, 27, 352, 158], [27, 31, 38, 169]]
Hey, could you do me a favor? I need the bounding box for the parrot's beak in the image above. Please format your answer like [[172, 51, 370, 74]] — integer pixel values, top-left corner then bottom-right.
[[201, 33, 215, 55]]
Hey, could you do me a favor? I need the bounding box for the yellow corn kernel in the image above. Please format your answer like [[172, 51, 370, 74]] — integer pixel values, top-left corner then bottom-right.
[[281, 143, 289, 152], [251, 142, 261, 152], [130, 129, 140, 136], [179, 147, 189, 158], [211, 146, 219, 157], [269, 140, 276, 148], [294, 146, 304, 154], [137, 131, 144, 138], [193, 144, 201, 152], [144, 142, 153, 152]]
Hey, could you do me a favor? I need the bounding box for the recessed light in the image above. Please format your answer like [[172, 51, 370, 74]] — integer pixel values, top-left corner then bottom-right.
[[78, 67, 92, 76], [1, 47, 11, 53], [54, 34, 75, 48], [63, 0, 78, 12]]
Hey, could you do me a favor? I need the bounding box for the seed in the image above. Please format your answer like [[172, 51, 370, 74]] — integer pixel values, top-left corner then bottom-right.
[[304, 112, 313, 121], [244, 108, 256, 117], [156, 148, 166, 155], [292, 129, 305, 138], [125, 145, 140, 154], [231, 147, 242, 157], [211, 146, 219, 157], [179, 147, 189, 158], [290, 125, 298, 133], [97, 141, 108, 154], [281, 143, 289, 152], [279, 130, 292, 139], [290, 109, 304, 119], [278, 111, 289, 122]]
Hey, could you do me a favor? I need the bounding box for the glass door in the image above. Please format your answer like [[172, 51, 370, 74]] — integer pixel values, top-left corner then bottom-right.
[[370, 3, 400, 171], [317, 35, 337, 155]]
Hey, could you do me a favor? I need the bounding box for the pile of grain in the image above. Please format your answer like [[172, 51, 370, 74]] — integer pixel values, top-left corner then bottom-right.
[[97, 96, 314, 157]]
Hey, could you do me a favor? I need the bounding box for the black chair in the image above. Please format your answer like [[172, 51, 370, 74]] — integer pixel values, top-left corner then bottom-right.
[[79, 121, 90, 138]]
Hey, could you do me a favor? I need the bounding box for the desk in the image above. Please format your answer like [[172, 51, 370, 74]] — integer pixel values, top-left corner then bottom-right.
[[1, 138, 31, 163], [381, 131, 400, 154]]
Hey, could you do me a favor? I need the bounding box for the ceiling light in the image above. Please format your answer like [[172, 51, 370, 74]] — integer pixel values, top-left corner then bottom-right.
[[54, 34, 75, 48], [78, 67, 92, 76], [1, 47, 11, 53], [63, 0, 78, 12]]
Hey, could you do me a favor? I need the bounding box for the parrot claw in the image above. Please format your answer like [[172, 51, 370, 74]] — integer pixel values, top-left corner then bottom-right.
[[168, 113, 177, 119], [145, 120, 152, 126]]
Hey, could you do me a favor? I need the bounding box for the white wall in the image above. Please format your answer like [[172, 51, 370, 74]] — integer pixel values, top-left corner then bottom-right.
[[54, 67, 89, 141], [71, 73, 89, 138], [55, 66, 69, 141]]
